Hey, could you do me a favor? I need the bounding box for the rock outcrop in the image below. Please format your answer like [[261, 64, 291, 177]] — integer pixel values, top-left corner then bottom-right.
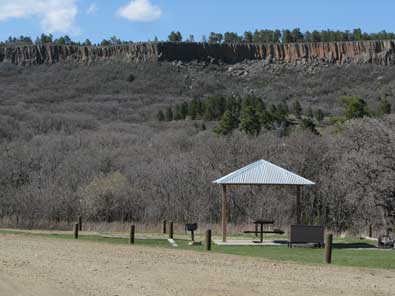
[[0, 43, 159, 65], [1, 40, 394, 66]]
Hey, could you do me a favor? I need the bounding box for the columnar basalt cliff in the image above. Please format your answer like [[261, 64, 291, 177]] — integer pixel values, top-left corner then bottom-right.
[[1, 40, 394, 66], [0, 43, 159, 65]]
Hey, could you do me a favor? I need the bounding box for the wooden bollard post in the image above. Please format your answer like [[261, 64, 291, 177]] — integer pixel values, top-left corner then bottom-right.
[[163, 219, 167, 234], [78, 216, 82, 231], [325, 234, 333, 264], [191, 230, 195, 242], [169, 221, 174, 239], [378, 235, 383, 248], [369, 224, 372, 238], [205, 229, 212, 251], [74, 223, 79, 239], [129, 224, 135, 244]]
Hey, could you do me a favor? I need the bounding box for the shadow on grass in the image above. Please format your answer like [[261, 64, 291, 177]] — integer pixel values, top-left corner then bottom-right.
[[333, 242, 377, 249]]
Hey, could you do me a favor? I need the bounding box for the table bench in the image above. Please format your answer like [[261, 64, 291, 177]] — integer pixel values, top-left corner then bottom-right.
[[244, 220, 283, 243]]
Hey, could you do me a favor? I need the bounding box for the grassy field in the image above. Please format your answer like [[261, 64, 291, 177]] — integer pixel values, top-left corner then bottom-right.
[[1, 229, 394, 270]]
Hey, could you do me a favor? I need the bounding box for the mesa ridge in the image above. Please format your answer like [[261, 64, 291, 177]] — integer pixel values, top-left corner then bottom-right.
[[1, 40, 394, 66]]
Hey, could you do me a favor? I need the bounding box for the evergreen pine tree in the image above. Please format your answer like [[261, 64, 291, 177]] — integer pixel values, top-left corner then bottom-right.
[[340, 96, 370, 119], [226, 96, 236, 112], [203, 98, 215, 120], [196, 99, 205, 117], [260, 110, 274, 130], [254, 97, 266, 115], [174, 104, 183, 120], [269, 104, 281, 120], [218, 96, 227, 118], [157, 110, 165, 121], [267, 104, 279, 122], [215, 111, 239, 135], [314, 109, 324, 122], [181, 102, 189, 119], [204, 96, 226, 120], [189, 98, 199, 119], [239, 106, 261, 136], [168, 31, 182, 42], [274, 103, 288, 127], [277, 101, 289, 116], [269, 104, 278, 114], [165, 107, 173, 121], [226, 96, 242, 119], [242, 96, 253, 109]]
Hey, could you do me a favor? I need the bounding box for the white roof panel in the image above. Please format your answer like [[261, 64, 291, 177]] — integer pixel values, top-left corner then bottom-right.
[[213, 160, 315, 185]]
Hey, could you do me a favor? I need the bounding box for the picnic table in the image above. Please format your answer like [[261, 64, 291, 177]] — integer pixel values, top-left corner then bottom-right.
[[243, 219, 284, 243]]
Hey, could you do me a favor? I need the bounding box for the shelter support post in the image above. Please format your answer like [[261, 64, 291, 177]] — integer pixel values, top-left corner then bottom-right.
[[296, 186, 301, 224], [221, 184, 227, 242]]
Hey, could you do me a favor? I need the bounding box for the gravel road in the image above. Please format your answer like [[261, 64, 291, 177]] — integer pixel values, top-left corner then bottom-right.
[[0, 233, 394, 296]]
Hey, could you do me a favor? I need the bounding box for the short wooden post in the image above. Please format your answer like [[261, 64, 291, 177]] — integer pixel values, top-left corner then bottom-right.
[[205, 229, 212, 251], [78, 216, 82, 231], [369, 224, 372, 238], [74, 223, 79, 239], [129, 224, 135, 244], [255, 223, 258, 237], [325, 234, 333, 264], [169, 221, 174, 239], [378, 235, 383, 248], [163, 219, 167, 234], [191, 230, 195, 242]]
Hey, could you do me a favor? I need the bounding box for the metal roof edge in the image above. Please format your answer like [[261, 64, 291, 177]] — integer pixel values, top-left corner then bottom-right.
[[212, 159, 315, 185]]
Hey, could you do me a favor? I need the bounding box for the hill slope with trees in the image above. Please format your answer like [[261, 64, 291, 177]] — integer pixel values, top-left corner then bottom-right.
[[0, 44, 395, 232]]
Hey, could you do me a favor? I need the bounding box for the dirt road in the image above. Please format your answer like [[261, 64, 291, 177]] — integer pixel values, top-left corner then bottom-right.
[[0, 233, 394, 296]]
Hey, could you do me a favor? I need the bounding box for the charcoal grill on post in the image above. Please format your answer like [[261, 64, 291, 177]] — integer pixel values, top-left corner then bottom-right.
[[185, 223, 198, 241]]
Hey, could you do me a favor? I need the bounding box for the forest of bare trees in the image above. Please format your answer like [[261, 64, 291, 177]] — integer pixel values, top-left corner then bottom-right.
[[0, 61, 394, 232]]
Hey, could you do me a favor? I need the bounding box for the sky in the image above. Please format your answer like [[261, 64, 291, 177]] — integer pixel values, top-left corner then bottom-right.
[[1, 0, 395, 43]]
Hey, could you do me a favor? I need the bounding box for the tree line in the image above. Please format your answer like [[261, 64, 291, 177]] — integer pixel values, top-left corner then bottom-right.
[[2, 28, 395, 47], [0, 34, 124, 47], [157, 96, 301, 136], [169, 28, 395, 43], [157, 95, 392, 137]]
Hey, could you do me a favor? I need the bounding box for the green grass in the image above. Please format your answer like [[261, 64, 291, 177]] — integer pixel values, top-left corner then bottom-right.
[[211, 245, 395, 269], [1, 229, 394, 270]]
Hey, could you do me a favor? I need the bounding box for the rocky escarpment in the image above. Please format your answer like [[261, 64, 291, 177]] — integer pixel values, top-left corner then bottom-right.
[[1, 40, 395, 66], [0, 43, 159, 65]]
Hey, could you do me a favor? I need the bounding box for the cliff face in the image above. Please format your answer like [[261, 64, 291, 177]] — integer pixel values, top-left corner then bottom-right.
[[1, 40, 394, 66], [0, 43, 159, 65]]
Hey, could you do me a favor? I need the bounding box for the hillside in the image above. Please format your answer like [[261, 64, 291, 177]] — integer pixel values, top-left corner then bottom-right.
[[0, 44, 395, 231]]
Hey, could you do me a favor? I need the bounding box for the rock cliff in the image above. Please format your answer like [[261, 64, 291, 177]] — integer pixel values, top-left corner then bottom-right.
[[1, 40, 394, 66]]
